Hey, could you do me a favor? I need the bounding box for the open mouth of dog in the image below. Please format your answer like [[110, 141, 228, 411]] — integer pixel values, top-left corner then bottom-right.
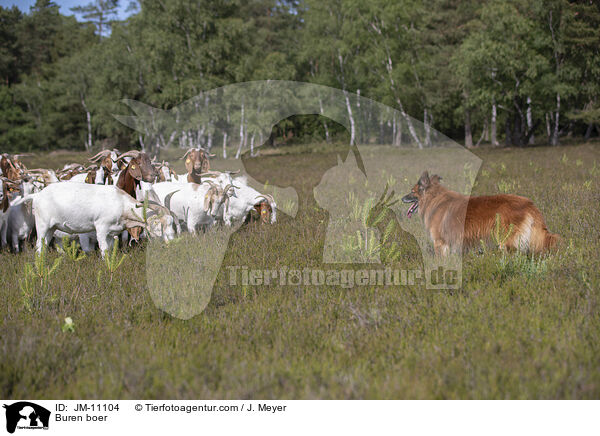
[[401, 195, 418, 218]]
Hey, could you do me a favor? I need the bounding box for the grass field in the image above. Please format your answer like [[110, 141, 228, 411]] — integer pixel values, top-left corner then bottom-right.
[[1, 142, 599, 399]]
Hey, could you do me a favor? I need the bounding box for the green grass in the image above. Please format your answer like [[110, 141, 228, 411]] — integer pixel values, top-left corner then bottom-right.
[[1, 142, 599, 399]]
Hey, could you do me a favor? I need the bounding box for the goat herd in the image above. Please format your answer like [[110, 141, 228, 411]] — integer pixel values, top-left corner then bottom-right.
[[0, 149, 276, 257]]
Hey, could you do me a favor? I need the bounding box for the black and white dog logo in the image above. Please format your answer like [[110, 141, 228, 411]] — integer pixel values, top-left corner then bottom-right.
[[3, 402, 50, 434]]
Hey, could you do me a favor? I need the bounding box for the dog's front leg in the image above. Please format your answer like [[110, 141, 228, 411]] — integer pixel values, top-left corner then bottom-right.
[[434, 239, 449, 257]]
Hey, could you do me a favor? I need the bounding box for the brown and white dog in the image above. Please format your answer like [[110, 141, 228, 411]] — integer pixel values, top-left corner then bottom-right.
[[402, 171, 560, 256]]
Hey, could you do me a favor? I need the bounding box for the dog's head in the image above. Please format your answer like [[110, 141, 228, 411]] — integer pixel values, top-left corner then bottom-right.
[[401, 171, 442, 218]]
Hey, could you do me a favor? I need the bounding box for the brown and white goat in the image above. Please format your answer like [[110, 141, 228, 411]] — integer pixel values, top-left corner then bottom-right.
[[183, 148, 215, 183], [115, 150, 158, 196], [154, 161, 178, 182], [88, 149, 117, 184], [57, 163, 86, 181], [1, 154, 27, 181], [245, 194, 276, 224], [115, 150, 159, 240]]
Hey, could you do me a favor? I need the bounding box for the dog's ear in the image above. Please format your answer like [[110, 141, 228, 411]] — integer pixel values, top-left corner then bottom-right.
[[430, 174, 442, 184], [418, 171, 430, 189]]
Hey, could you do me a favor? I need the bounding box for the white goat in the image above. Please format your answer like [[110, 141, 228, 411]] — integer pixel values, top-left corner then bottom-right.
[[224, 177, 277, 225], [24, 183, 177, 256], [152, 181, 235, 233], [2, 177, 44, 251]]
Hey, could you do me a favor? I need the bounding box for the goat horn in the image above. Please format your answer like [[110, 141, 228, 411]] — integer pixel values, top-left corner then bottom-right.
[[224, 170, 240, 175], [223, 184, 237, 193], [164, 190, 179, 221], [255, 194, 274, 203], [88, 150, 112, 162], [164, 190, 179, 211], [146, 200, 169, 214], [204, 180, 218, 188], [198, 147, 215, 157], [181, 148, 195, 159], [58, 163, 83, 172], [116, 150, 142, 160], [198, 171, 221, 177]]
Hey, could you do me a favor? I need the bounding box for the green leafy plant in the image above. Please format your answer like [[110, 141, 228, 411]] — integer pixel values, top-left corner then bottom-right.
[[463, 162, 477, 192], [105, 237, 127, 281], [497, 179, 518, 193], [19, 243, 62, 312], [492, 213, 514, 250], [497, 253, 549, 280], [60, 236, 86, 262]]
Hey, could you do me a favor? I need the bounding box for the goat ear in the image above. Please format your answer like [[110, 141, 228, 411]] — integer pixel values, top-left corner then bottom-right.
[[102, 156, 112, 171], [184, 158, 193, 172], [203, 193, 212, 212]]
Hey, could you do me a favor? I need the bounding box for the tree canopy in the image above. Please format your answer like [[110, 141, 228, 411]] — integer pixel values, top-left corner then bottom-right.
[[0, 0, 598, 153]]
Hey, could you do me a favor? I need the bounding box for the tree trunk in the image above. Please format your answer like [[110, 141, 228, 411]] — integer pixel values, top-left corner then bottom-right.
[[513, 112, 522, 147], [396, 99, 423, 148], [526, 96, 535, 144], [505, 117, 512, 147], [491, 100, 498, 146], [207, 131, 213, 151], [236, 102, 244, 159], [476, 119, 488, 147], [394, 115, 402, 146], [319, 98, 330, 143], [584, 123, 594, 140], [464, 108, 473, 148], [424, 108, 432, 147], [222, 132, 228, 158], [356, 88, 363, 144], [343, 89, 356, 146], [81, 94, 92, 150], [250, 133, 256, 157], [551, 93, 560, 146]]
